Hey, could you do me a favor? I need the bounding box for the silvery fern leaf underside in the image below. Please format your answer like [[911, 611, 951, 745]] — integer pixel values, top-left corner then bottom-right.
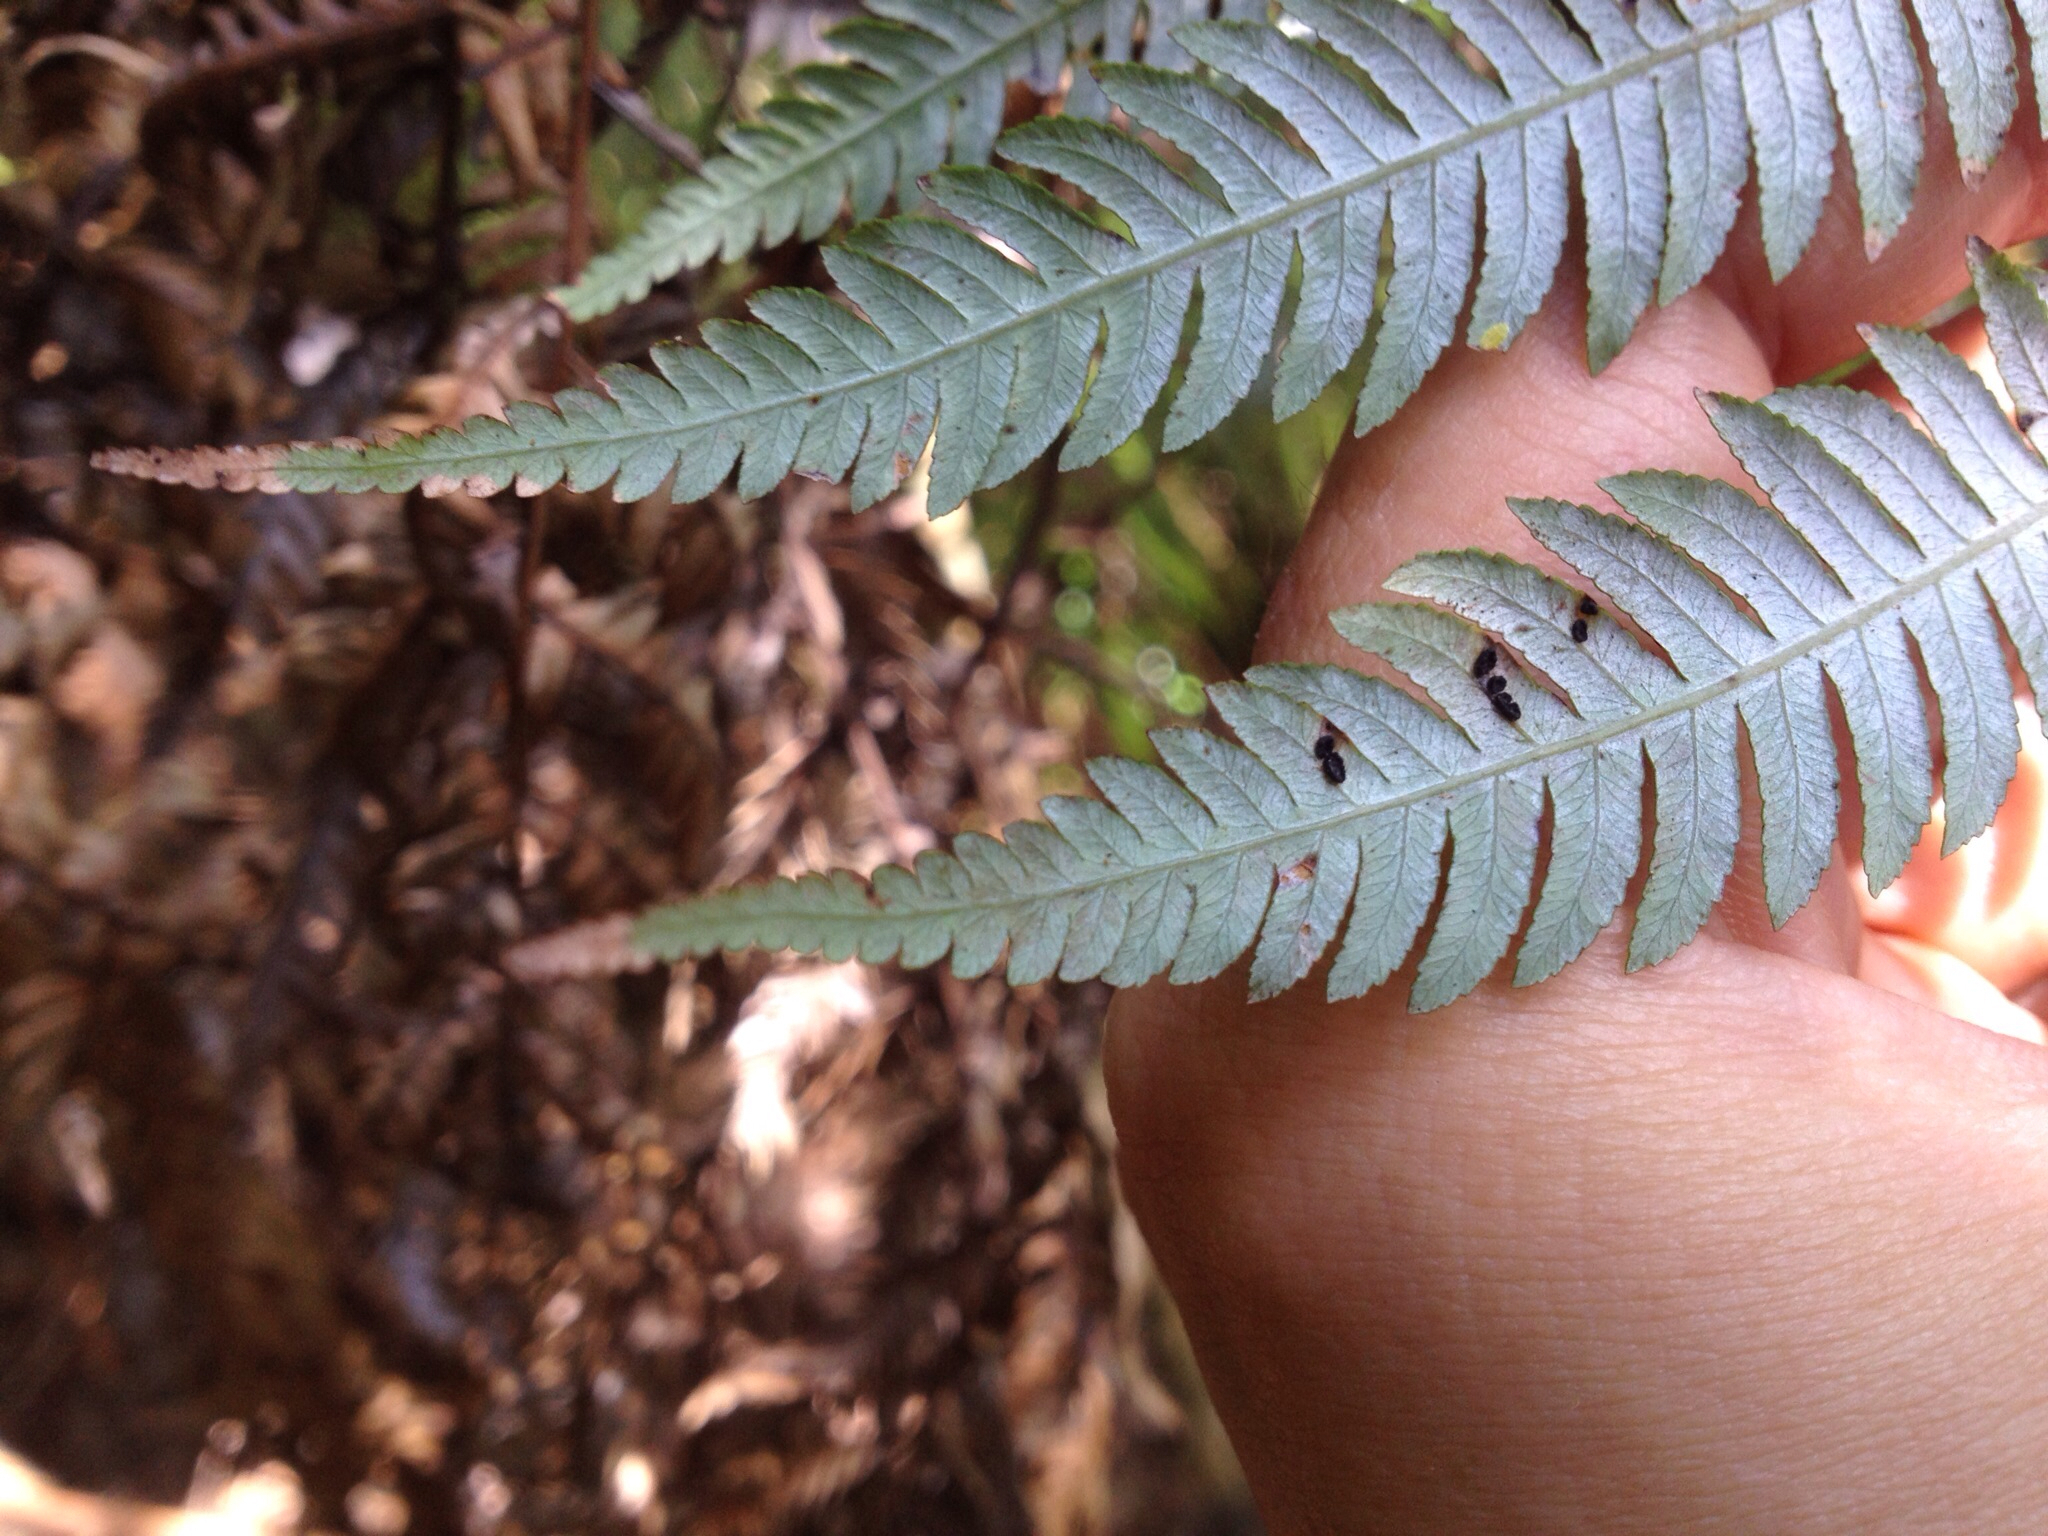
[[268, 0, 2045, 514], [561, 0, 1263, 323], [633, 241, 2048, 1011]]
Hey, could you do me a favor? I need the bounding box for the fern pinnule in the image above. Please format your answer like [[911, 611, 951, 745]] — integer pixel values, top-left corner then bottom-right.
[[130, 0, 2045, 518], [633, 240, 2048, 1010]]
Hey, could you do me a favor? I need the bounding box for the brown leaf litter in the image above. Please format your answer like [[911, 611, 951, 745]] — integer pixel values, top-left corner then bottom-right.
[[0, 6, 1257, 1533]]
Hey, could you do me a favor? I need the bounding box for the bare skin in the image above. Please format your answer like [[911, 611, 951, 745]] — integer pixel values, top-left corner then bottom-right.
[[1105, 110, 2048, 1533]]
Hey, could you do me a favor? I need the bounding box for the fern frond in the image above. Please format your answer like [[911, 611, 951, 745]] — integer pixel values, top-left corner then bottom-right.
[[560, 0, 1257, 322], [273, 0, 2040, 515], [633, 240, 2048, 1010]]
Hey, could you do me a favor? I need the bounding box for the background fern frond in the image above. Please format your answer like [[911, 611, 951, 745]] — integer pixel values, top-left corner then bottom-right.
[[269, 0, 2044, 514], [560, 0, 1263, 322], [633, 240, 2048, 1010]]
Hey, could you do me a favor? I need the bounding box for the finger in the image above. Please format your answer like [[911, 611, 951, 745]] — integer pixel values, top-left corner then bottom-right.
[[1260, 128, 2048, 970], [1710, 59, 2048, 380], [1102, 58, 2048, 1536], [1861, 700, 2048, 993], [1106, 931, 2048, 1534], [2017, 973, 2048, 1018], [1861, 931, 2048, 1042], [1262, 276, 1868, 969], [1264, 96, 2048, 662], [1262, 279, 1771, 664], [1825, 316, 2048, 998]]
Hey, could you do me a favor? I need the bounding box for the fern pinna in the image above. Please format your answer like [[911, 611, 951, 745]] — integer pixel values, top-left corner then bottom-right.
[[560, 0, 1264, 322], [633, 242, 2048, 1011], [260, 0, 2042, 515]]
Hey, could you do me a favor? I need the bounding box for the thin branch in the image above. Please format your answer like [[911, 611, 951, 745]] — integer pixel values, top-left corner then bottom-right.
[[433, 13, 465, 320], [592, 77, 703, 171], [564, 0, 599, 284], [992, 436, 1065, 636]]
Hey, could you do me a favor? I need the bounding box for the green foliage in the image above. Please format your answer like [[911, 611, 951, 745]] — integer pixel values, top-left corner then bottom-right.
[[278, 0, 2044, 517], [562, 0, 1261, 321], [633, 241, 2048, 1010], [590, 20, 736, 247], [971, 348, 1351, 761]]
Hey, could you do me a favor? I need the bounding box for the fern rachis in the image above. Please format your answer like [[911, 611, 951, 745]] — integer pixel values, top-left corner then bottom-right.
[[631, 240, 2048, 1011], [230, 0, 2043, 515]]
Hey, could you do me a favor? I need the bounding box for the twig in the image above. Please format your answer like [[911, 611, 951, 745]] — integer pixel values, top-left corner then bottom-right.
[[505, 0, 587, 863], [21, 34, 171, 83], [451, 0, 698, 173], [847, 721, 933, 863], [592, 77, 703, 170], [448, 0, 570, 80], [532, 605, 699, 711], [963, 428, 1065, 675], [433, 13, 465, 320], [992, 430, 1066, 635], [564, 0, 599, 285], [145, 0, 452, 119], [503, 497, 549, 872], [238, 593, 433, 1130]]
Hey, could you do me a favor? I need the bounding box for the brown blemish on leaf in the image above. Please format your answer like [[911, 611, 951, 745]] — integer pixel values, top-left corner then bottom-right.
[[1276, 853, 1318, 890]]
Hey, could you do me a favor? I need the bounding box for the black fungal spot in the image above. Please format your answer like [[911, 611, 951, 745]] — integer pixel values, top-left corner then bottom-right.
[[1312, 733, 1336, 760], [2021, 409, 2042, 433], [1570, 617, 1589, 643], [1472, 645, 1497, 678], [1490, 692, 1521, 722], [1320, 752, 1347, 786], [1483, 674, 1507, 696], [1577, 595, 1599, 617]]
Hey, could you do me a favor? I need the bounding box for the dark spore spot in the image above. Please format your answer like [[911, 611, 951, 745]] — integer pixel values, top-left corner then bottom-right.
[[1320, 752, 1347, 786], [1472, 645, 1497, 678], [1490, 692, 1521, 722], [1483, 674, 1507, 696], [2020, 409, 2042, 433], [1577, 595, 1599, 617], [1570, 617, 1589, 643], [1312, 733, 1336, 760]]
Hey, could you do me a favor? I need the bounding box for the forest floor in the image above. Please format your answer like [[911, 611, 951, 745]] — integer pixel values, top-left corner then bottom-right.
[[0, 3, 1274, 1531]]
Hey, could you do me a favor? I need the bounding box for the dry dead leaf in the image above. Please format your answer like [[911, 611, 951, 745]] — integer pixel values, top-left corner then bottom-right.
[[0, 698, 71, 862], [52, 624, 165, 781], [2, 541, 102, 674], [0, 1442, 303, 1536]]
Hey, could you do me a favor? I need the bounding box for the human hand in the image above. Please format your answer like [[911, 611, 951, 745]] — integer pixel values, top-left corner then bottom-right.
[[1106, 116, 2048, 1533]]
